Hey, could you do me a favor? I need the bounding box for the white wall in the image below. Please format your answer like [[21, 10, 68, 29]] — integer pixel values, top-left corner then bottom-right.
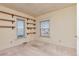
[[36, 5, 76, 48]]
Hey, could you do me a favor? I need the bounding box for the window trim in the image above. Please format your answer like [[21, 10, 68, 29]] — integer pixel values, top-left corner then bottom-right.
[[40, 20, 50, 37], [16, 18, 25, 39]]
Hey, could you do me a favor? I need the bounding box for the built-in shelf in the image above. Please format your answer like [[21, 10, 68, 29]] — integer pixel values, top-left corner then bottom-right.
[[0, 26, 15, 29], [27, 32, 36, 35], [27, 27, 36, 29], [0, 11, 30, 19], [0, 19, 15, 29], [26, 18, 36, 35], [0, 19, 15, 24], [27, 18, 36, 22], [33, 19, 36, 22], [27, 23, 36, 25]]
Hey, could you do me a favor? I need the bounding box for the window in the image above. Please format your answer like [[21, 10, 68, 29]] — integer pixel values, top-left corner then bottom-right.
[[40, 20, 50, 37], [16, 19, 25, 38]]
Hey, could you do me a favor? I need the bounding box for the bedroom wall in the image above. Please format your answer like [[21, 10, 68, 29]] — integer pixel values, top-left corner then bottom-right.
[[0, 5, 36, 51], [36, 5, 76, 49]]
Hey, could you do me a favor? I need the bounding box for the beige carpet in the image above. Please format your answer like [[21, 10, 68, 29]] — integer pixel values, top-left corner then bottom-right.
[[0, 40, 76, 56]]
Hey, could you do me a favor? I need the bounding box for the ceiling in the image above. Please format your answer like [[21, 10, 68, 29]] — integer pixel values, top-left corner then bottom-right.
[[0, 3, 75, 17]]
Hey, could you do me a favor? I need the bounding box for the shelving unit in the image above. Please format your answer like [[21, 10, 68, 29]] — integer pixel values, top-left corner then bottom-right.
[[0, 19, 15, 24], [0, 26, 15, 29], [27, 32, 36, 35], [0, 11, 34, 20], [27, 23, 36, 26], [0, 11, 36, 31], [27, 27, 36, 29], [27, 18, 36, 35], [0, 19, 15, 29]]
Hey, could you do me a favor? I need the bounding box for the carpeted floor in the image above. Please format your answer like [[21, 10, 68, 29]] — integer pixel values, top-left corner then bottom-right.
[[0, 40, 76, 56]]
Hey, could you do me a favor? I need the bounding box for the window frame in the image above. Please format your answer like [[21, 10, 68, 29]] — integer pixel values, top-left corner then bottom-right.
[[40, 20, 50, 37], [16, 18, 25, 39]]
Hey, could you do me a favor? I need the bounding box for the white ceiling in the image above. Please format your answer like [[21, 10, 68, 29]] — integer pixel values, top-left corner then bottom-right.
[[0, 3, 75, 17]]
